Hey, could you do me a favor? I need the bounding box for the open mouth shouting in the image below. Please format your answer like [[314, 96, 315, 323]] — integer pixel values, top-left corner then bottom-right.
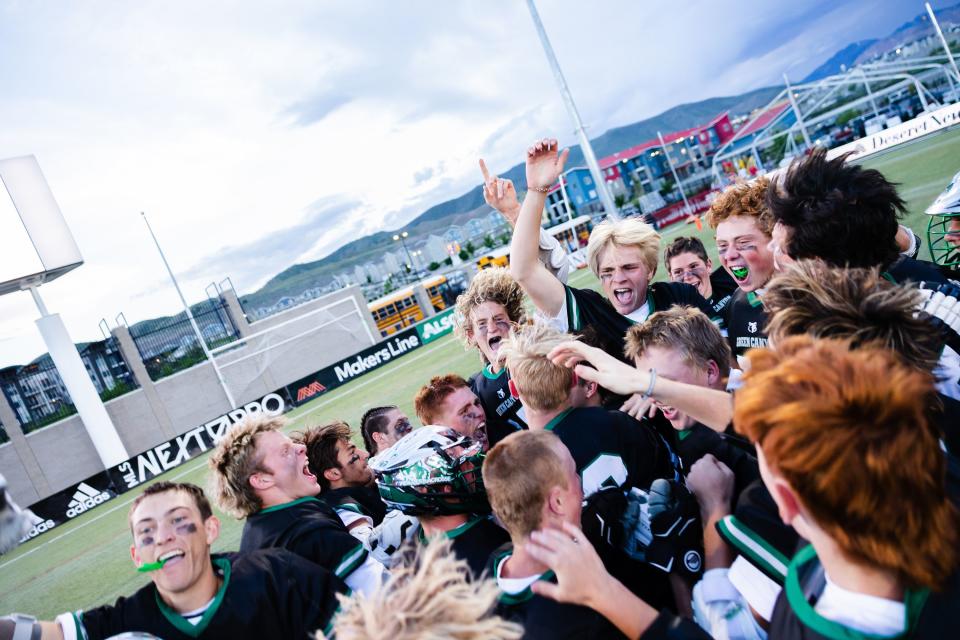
[[487, 335, 503, 352], [729, 265, 750, 284], [612, 287, 636, 310], [302, 463, 316, 482], [472, 423, 488, 448]]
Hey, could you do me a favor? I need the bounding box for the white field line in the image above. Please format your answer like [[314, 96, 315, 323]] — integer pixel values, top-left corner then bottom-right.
[[0, 336, 456, 572]]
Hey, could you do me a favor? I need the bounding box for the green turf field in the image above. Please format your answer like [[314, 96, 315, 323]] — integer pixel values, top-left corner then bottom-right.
[[2, 126, 958, 620]]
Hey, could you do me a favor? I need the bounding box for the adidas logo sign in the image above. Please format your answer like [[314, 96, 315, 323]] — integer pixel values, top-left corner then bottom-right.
[[66, 482, 110, 518]]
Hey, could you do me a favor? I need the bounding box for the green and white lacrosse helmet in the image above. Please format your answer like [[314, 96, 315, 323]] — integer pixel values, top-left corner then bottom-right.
[[926, 168, 960, 268], [369, 425, 489, 517]]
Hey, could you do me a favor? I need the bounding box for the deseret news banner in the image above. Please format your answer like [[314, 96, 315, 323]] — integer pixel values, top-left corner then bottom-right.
[[19, 311, 456, 543], [827, 101, 960, 162]]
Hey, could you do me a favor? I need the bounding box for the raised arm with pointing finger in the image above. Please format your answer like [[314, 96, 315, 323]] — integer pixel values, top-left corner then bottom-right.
[[510, 138, 720, 367], [479, 158, 569, 283]]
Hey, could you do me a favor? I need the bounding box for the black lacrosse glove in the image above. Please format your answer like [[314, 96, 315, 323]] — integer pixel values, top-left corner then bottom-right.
[[643, 479, 705, 580]]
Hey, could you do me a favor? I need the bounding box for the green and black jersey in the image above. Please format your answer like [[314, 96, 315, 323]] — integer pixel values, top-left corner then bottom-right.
[[469, 365, 526, 448], [675, 422, 759, 502], [319, 486, 388, 527], [562, 282, 722, 363], [491, 544, 627, 640], [63, 550, 345, 639], [708, 266, 738, 317], [417, 515, 510, 579], [544, 407, 681, 498], [725, 288, 769, 358], [769, 545, 960, 640], [240, 496, 369, 582]]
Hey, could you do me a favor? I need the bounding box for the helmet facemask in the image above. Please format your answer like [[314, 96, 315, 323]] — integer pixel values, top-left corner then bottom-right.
[[926, 169, 960, 268], [370, 426, 489, 516]]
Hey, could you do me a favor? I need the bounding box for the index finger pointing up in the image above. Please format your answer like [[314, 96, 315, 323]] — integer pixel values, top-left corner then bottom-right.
[[479, 158, 492, 182]]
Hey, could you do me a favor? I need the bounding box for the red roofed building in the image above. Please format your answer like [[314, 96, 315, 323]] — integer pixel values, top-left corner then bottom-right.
[[544, 112, 735, 228]]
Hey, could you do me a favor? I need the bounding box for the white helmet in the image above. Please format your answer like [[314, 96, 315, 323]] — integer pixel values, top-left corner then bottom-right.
[[368, 425, 488, 516], [926, 168, 960, 267]]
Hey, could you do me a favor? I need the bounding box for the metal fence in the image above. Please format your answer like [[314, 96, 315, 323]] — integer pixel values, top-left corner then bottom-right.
[[0, 337, 138, 435], [130, 300, 239, 381]]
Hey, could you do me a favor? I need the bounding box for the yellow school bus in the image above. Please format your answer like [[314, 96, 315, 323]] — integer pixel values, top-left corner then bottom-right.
[[476, 245, 511, 270], [368, 275, 449, 336]]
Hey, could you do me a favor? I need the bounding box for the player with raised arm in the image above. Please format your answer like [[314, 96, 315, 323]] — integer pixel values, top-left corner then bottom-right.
[[509, 138, 719, 364], [207, 414, 385, 595], [479, 158, 570, 283], [1, 482, 346, 640], [547, 338, 735, 433]]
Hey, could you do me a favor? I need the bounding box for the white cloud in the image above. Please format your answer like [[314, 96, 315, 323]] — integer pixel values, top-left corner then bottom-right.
[[0, 0, 924, 366]]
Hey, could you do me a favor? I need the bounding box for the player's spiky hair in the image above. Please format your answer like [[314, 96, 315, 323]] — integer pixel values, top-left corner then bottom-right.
[[586, 217, 661, 278], [763, 260, 939, 373], [453, 267, 526, 355], [499, 322, 577, 412], [360, 405, 399, 456], [208, 413, 286, 519], [624, 305, 731, 374], [327, 537, 523, 640], [706, 176, 773, 235]]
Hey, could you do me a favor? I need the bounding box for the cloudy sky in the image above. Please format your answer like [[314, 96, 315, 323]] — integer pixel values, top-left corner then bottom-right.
[[0, 0, 944, 366]]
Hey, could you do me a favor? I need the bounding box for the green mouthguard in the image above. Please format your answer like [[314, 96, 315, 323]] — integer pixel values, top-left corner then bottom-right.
[[731, 267, 749, 279], [137, 558, 169, 573]]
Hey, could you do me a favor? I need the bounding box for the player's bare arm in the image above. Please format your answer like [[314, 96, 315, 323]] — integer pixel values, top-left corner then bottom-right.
[[509, 138, 568, 317], [686, 455, 735, 570], [549, 340, 734, 431]]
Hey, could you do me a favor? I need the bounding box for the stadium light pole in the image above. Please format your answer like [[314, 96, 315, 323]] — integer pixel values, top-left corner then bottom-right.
[[657, 131, 691, 211], [141, 212, 237, 410], [557, 172, 574, 223], [926, 2, 960, 85], [525, 0, 619, 220], [393, 231, 415, 276]]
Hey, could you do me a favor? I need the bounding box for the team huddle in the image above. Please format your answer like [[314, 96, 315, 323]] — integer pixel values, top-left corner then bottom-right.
[[4, 140, 960, 640]]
